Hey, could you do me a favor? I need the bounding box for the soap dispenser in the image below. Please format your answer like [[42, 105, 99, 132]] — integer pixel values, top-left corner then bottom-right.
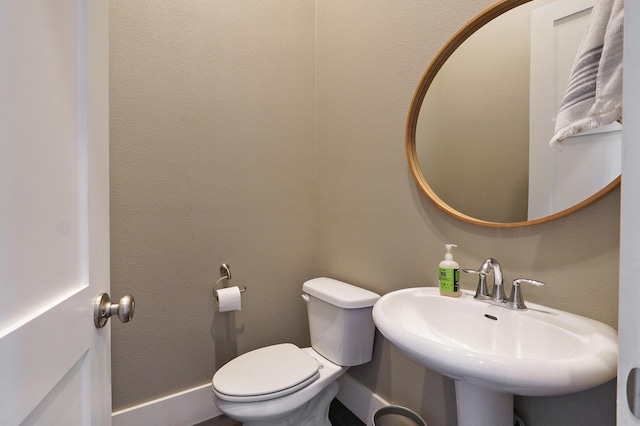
[[439, 244, 460, 297]]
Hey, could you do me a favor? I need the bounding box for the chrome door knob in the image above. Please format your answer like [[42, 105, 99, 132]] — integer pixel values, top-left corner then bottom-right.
[[93, 293, 135, 329]]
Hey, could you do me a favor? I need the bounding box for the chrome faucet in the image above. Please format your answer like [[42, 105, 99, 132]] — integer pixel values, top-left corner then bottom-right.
[[484, 258, 505, 302], [463, 264, 490, 299], [504, 278, 545, 310], [465, 259, 545, 310], [464, 258, 505, 302]]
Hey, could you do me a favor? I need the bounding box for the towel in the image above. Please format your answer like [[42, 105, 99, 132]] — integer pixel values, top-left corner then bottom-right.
[[549, 0, 624, 148]]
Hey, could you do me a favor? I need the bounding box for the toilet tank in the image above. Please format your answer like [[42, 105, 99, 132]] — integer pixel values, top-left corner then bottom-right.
[[302, 277, 380, 366]]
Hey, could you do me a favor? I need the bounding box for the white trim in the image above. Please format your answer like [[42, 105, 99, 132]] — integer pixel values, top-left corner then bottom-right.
[[336, 374, 389, 426], [112, 383, 222, 426], [111, 375, 384, 426]]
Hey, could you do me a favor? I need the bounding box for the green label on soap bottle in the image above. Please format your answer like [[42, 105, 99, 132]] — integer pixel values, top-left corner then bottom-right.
[[439, 268, 460, 292]]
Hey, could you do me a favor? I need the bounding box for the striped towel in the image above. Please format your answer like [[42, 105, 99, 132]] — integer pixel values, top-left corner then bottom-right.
[[549, 0, 624, 148]]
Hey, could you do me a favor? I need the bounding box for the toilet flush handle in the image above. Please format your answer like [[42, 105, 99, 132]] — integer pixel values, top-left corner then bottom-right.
[[301, 293, 311, 303]]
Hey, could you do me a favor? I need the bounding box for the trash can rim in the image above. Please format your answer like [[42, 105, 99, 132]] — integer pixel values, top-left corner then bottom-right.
[[372, 405, 427, 426]]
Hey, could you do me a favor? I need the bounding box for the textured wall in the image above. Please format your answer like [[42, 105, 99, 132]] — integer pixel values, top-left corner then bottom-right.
[[315, 1, 618, 425], [109, 0, 316, 410], [110, 0, 620, 424]]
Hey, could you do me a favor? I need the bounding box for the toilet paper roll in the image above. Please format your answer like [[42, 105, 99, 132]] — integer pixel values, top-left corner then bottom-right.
[[216, 286, 242, 312]]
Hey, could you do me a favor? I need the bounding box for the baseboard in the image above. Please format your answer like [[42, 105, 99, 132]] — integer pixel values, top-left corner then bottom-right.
[[112, 383, 222, 426], [336, 374, 389, 426], [111, 374, 384, 426]]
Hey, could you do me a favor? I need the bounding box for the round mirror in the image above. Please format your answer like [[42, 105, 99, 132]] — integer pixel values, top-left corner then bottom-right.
[[406, 0, 621, 227]]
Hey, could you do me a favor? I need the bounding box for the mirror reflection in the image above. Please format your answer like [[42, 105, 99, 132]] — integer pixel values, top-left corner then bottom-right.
[[411, 0, 621, 226]]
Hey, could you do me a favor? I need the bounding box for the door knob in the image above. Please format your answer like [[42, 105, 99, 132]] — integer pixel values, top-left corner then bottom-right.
[[93, 293, 135, 329]]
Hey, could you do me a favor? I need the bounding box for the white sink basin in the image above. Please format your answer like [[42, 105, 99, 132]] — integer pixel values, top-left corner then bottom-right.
[[372, 287, 618, 425]]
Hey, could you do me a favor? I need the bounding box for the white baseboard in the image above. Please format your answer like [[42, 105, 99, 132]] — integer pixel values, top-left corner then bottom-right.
[[112, 383, 222, 426], [111, 374, 383, 426], [336, 374, 389, 426]]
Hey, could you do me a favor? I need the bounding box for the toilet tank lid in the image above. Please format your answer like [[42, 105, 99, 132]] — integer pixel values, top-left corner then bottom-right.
[[303, 277, 380, 309]]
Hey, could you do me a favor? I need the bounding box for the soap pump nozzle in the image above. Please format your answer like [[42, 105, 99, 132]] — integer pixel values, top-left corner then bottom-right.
[[444, 244, 457, 260]]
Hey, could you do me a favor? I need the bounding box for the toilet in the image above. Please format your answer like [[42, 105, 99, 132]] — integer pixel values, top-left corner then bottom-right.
[[211, 277, 380, 426]]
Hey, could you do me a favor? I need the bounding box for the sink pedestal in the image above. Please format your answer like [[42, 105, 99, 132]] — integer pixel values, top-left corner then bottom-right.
[[455, 381, 513, 426]]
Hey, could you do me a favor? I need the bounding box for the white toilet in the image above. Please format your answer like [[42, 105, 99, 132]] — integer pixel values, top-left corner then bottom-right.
[[211, 277, 380, 426]]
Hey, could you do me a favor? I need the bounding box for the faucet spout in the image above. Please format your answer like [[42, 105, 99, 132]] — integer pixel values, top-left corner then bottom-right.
[[481, 258, 505, 302]]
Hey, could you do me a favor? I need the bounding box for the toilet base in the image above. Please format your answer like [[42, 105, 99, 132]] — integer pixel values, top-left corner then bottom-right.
[[242, 380, 338, 426]]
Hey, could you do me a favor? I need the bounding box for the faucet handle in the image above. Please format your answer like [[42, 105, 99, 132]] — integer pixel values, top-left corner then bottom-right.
[[505, 278, 545, 310], [463, 268, 490, 299]]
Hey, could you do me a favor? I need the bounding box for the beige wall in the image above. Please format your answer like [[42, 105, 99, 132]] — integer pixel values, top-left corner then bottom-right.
[[437, 6, 531, 222], [109, 0, 316, 410], [110, 1, 620, 425]]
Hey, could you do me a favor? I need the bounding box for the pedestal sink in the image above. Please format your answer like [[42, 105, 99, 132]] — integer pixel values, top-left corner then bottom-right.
[[372, 287, 618, 426]]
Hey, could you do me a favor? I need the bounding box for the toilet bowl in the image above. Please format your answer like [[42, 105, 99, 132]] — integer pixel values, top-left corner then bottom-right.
[[212, 277, 380, 426], [214, 346, 346, 425]]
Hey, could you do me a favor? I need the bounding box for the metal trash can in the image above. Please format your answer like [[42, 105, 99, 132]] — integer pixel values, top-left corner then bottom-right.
[[373, 405, 427, 426]]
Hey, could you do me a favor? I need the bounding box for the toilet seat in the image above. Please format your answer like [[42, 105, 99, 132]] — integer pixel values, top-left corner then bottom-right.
[[212, 343, 320, 403]]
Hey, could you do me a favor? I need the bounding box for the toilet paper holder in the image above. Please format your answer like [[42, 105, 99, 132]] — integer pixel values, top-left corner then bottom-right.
[[214, 263, 247, 300]]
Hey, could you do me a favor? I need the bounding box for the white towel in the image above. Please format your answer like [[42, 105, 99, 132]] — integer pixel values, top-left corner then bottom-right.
[[549, 0, 624, 148]]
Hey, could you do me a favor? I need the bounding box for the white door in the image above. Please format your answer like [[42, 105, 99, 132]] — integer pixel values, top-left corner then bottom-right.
[[0, 1, 111, 424], [528, 0, 621, 220], [619, 2, 640, 422]]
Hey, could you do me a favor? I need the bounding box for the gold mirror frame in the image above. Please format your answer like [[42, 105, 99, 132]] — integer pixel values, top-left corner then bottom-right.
[[406, 0, 621, 228]]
